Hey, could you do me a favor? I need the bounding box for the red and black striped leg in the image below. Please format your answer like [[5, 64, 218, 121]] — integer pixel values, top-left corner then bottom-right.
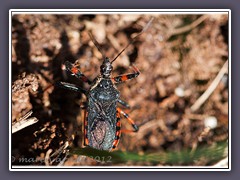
[[56, 81, 87, 95], [111, 111, 121, 150], [111, 65, 140, 84], [117, 107, 139, 132], [64, 61, 92, 85], [83, 110, 89, 146]]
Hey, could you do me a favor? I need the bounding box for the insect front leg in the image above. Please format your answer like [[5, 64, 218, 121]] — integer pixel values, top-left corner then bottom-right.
[[64, 61, 92, 85], [111, 65, 140, 84]]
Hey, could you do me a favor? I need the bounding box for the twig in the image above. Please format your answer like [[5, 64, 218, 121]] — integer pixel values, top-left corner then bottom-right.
[[169, 15, 209, 38], [107, 34, 121, 51], [45, 149, 52, 166], [12, 110, 38, 133], [46, 141, 69, 166], [136, 119, 165, 140], [191, 60, 228, 112]]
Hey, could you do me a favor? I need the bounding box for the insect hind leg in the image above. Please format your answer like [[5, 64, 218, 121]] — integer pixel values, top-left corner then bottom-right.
[[83, 110, 89, 146], [111, 108, 138, 151], [111, 111, 121, 150], [117, 107, 139, 132]]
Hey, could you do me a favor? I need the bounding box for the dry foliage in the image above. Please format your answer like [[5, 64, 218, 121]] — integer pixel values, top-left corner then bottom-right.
[[11, 14, 228, 166]]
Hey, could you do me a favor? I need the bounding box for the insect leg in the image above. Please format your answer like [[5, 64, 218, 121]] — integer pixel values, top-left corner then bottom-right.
[[56, 81, 87, 95], [111, 65, 140, 84], [117, 107, 139, 132], [111, 110, 121, 150], [83, 110, 89, 146], [64, 61, 92, 85], [117, 99, 130, 108], [79, 101, 87, 109]]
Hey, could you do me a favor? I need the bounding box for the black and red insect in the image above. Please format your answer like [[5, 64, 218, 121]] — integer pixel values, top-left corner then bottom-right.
[[58, 19, 153, 151]]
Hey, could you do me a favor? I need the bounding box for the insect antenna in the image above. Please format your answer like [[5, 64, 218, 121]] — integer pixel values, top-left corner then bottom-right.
[[88, 32, 106, 59], [111, 17, 154, 64]]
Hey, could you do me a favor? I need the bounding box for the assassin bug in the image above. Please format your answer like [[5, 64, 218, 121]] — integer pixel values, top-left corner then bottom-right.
[[58, 18, 153, 151]]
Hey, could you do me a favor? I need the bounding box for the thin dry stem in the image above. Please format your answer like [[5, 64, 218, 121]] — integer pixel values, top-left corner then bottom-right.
[[191, 60, 228, 112], [169, 15, 209, 38], [12, 110, 38, 134]]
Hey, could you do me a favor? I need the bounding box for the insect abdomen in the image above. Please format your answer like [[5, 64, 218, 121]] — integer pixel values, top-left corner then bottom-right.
[[86, 87, 119, 150], [88, 117, 116, 150]]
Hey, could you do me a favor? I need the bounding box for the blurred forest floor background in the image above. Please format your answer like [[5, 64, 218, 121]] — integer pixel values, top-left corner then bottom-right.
[[11, 13, 229, 166]]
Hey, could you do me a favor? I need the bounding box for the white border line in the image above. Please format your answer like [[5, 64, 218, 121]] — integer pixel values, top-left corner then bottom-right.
[[228, 9, 231, 171], [9, 9, 12, 172], [10, 9, 229, 15], [11, 166, 230, 171], [9, 9, 231, 171]]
